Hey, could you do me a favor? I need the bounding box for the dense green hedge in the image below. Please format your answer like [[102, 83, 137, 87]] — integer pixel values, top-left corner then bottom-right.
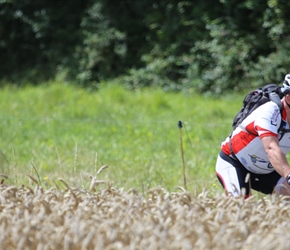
[[1, 0, 290, 93]]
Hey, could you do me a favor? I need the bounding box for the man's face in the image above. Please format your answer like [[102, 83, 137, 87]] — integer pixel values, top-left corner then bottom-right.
[[286, 94, 290, 106]]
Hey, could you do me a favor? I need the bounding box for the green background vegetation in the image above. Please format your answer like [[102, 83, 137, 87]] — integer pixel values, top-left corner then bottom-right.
[[1, 0, 290, 93], [0, 83, 242, 194]]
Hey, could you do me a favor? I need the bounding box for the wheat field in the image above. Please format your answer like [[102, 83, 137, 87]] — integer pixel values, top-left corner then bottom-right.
[[0, 173, 289, 250]]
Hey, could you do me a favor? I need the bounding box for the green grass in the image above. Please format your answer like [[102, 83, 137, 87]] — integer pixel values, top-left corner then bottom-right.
[[0, 82, 243, 194]]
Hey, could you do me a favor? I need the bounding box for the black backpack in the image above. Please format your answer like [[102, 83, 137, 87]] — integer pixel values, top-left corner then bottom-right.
[[229, 83, 285, 158], [232, 83, 284, 130]]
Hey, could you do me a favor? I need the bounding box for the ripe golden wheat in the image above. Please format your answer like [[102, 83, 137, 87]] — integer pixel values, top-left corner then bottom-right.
[[0, 176, 289, 250]]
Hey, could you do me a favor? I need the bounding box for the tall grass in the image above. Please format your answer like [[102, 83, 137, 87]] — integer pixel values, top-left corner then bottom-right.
[[0, 82, 243, 194]]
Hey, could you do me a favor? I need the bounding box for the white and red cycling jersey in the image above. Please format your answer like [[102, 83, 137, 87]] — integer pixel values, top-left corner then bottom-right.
[[221, 100, 290, 174]]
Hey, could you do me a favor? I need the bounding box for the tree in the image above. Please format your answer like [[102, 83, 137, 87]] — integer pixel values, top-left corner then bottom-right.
[[0, 0, 89, 83]]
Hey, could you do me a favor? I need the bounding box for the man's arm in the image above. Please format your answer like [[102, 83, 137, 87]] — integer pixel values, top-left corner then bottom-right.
[[261, 136, 290, 178]]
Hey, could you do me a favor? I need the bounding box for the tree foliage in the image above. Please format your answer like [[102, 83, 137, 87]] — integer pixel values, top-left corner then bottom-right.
[[1, 0, 290, 93]]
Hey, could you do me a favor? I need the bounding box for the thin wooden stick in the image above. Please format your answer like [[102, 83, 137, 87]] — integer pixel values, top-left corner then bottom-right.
[[178, 121, 187, 190]]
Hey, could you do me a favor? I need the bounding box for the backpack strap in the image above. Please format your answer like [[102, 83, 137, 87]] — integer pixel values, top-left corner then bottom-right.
[[228, 135, 237, 160], [279, 127, 290, 141]]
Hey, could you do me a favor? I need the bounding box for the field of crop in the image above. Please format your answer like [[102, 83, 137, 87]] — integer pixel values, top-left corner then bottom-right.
[[0, 178, 290, 249], [0, 82, 290, 249]]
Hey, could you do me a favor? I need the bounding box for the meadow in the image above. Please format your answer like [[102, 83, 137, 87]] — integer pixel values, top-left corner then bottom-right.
[[1, 82, 290, 249], [0, 82, 241, 194]]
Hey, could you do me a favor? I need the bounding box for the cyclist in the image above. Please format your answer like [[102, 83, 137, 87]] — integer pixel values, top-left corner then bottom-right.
[[216, 74, 290, 197]]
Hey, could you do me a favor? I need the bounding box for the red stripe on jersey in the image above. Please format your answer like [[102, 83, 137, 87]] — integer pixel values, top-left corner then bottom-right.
[[255, 125, 278, 139], [221, 130, 256, 155], [245, 121, 257, 135], [231, 131, 256, 154], [247, 121, 278, 138], [259, 132, 278, 139], [221, 142, 231, 155]]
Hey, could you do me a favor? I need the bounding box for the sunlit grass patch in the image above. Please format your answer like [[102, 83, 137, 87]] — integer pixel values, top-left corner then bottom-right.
[[0, 81, 242, 193]]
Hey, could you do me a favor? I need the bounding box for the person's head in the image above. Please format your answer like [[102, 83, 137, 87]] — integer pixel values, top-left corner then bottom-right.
[[281, 74, 290, 95], [282, 74, 290, 111]]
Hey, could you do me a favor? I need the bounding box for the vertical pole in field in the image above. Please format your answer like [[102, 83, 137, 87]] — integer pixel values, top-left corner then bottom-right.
[[178, 121, 187, 190]]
